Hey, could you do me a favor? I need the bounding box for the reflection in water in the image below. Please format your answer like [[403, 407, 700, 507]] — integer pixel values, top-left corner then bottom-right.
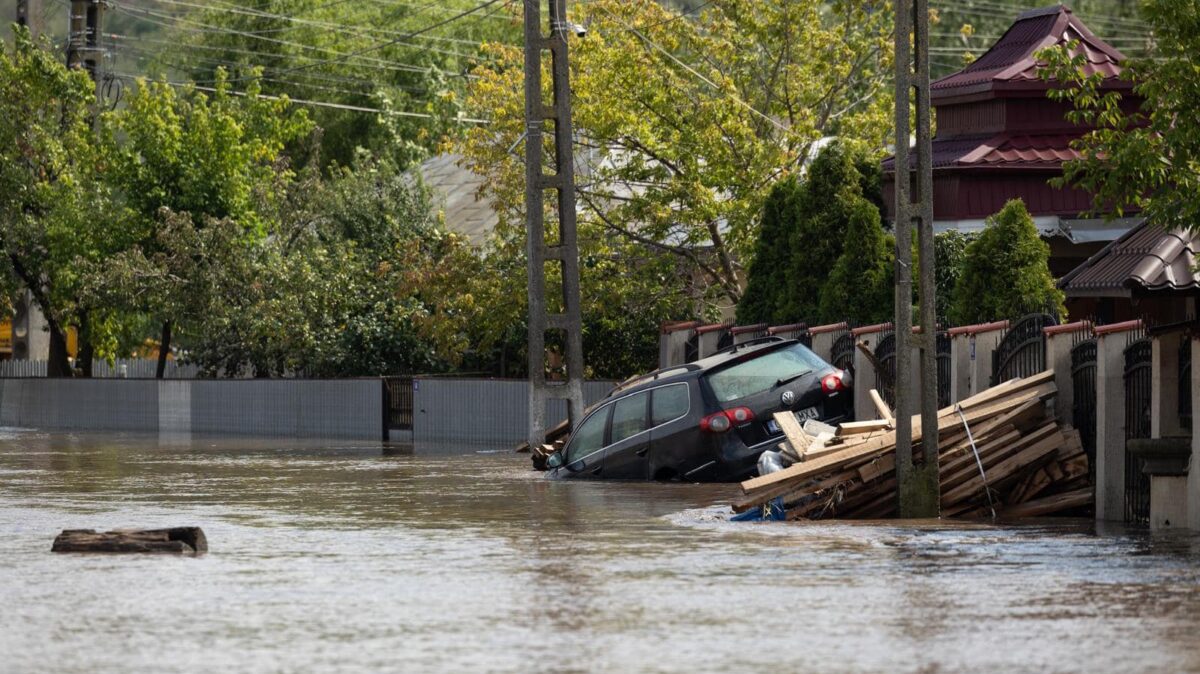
[[1, 431, 1199, 673]]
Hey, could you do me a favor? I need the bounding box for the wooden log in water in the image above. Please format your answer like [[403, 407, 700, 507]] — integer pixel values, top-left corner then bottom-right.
[[52, 527, 207, 554]]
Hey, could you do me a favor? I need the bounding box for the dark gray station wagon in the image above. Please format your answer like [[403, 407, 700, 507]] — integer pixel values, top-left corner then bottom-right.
[[545, 338, 853, 482]]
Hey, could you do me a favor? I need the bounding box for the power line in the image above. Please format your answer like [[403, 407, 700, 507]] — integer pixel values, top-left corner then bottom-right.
[[181, 0, 509, 86], [108, 72, 490, 123]]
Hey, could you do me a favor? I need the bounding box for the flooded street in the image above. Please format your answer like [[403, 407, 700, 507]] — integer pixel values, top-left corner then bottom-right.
[[2, 431, 1200, 673]]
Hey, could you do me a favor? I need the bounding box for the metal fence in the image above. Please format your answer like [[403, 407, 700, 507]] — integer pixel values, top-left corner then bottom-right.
[[0, 358, 201, 378], [1071, 337, 1098, 471], [991, 313, 1057, 386], [384, 377, 414, 430], [1123, 334, 1152, 525], [874, 331, 897, 409]]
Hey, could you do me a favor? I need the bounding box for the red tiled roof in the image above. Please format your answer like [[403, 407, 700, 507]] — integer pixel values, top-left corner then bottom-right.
[[883, 132, 1080, 171], [932, 5, 1127, 103], [1059, 220, 1200, 297]]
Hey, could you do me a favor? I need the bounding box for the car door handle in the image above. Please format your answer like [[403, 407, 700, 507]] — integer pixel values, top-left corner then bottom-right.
[[635, 447, 648, 457]]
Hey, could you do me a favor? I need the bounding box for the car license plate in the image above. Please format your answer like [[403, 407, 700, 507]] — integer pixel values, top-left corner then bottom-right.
[[767, 407, 819, 434]]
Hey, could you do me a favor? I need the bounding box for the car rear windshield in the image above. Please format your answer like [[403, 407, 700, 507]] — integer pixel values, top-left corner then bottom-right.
[[703, 343, 828, 403]]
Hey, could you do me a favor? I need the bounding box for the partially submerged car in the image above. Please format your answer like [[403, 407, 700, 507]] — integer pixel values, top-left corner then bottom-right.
[[544, 337, 852, 482]]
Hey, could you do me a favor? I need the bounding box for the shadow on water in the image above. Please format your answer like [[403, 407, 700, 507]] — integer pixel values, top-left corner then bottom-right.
[[0, 429, 1199, 673]]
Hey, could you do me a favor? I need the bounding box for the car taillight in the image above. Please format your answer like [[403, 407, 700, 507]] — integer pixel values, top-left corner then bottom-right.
[[700, 407, 755, 433], [821, 370, 846, 394]]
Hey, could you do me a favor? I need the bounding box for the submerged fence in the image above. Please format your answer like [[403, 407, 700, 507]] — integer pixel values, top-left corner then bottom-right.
[[0, 358, 201, 379]]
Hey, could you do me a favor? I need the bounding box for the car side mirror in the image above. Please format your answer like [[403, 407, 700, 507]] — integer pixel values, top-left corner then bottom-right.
[[546, 452, 565, 469]]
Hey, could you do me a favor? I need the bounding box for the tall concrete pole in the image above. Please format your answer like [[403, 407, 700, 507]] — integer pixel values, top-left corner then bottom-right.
[[67, 0, 106, 82], [523, 0, 586, 450], [16, 0, 42, 38], [894, 0, 940, 517]]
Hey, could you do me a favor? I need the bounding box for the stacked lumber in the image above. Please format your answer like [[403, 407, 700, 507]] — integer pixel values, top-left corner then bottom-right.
[[732, 370, 1093, 520]]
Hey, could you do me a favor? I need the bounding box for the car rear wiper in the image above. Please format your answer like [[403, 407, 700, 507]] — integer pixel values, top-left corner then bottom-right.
[[774, 371, 809, 388]]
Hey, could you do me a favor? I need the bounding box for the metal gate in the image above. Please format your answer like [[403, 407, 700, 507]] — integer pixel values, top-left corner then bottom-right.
[[384, 377, 414, 430], [991, 313, 1057, 386], [1123, 336, 1152, 525], [936, 331, 951, 408], [1071, 338, 1097, 469], [831, 331, 855, 374], [874, 331, 897, 409]]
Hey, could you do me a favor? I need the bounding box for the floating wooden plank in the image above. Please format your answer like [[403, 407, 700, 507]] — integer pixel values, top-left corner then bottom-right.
[[773, 411, 811, 457], [837, 419, 893, 436], [869, 389, 894, 426], [52, 528, 207, 555], [1001, 488, 1093, 518]]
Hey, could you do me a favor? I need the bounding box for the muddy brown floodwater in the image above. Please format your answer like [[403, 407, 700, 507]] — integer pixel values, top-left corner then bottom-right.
[[2, 430, 1200, 673]]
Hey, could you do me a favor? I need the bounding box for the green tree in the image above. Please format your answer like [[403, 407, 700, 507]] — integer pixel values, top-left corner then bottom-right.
[[949, 199, 1065, 325], [0, 29, 129, 376], [736, 177, 799, 325], [778, 142, 883, 323], [1038, 1, 1200, 237], [95, 73, 312, 376], [817, 197, 894, 325], [146, 0, 520, 168], [461, 0, 895, 306]]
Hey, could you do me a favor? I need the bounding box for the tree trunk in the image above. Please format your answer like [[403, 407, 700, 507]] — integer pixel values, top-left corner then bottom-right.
[[77, 313, 93, 378], [47, 322, 72, 378], [156, 320, 172, 379]]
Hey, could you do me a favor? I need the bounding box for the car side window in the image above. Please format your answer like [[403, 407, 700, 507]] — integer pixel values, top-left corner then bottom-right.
[[651, 384, 690, 426], [609, 392, 648, 445], [566, 407, 608, 464]]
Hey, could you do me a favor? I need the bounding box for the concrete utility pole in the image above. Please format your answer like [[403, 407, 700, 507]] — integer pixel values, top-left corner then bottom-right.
[[893, 0, 940, 518], [523, 0, 586, 450], [67, 0, 106, 84], [16, 0, 42, 38]]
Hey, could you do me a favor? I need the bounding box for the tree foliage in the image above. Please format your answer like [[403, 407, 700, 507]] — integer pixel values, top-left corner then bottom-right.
[[949, 200, 1065, 325], [738, 142, 890, 325], [1039, 1, 1200, 236], [461, 0, 895, 306], [0, 29, 125, 375]]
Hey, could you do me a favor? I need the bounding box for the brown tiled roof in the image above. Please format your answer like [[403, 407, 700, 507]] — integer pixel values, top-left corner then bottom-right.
[[883, 132, 1080, 171], [932, 5, 1127, 103], [1059, 220, 1200, 297]]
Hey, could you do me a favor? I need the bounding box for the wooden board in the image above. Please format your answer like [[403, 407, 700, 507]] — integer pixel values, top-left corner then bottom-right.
[[773, 411, 811, 456]]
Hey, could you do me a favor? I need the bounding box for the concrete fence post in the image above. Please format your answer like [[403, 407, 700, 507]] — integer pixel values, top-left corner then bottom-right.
[[1150, 330, 1184, 438], [810, 322, 848, 364], [1094, 321, 1141, 522], [969, 322, 1008, 394], [948, 328, 971, 404], [1045, 321, 1092, 427], [695, 324, 727, 359], [851, 323, 891, 420], [658, 321, 700, 369], [732, 323, 768, 345]]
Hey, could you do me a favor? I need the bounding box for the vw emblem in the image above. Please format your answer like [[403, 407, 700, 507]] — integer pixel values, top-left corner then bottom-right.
[[781, 390, 795, 406]]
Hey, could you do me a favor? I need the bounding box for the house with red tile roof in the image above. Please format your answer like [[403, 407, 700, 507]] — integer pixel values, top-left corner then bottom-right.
[[882, 4, 1142, 277]]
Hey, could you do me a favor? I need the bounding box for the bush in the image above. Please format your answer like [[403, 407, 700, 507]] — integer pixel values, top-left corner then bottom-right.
[[948, 199, 1065, 325]]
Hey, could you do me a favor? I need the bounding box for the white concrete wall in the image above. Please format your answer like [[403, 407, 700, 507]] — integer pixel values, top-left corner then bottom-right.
[[1095, 332, 1128, 522]]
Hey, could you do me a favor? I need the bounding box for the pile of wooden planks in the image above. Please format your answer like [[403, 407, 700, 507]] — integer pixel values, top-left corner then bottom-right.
[[732, 370, 1093, 520]]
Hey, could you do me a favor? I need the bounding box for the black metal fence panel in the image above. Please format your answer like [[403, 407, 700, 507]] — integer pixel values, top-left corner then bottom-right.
[[385, 377, 414, 430], [1123, 336, 1152, 525], [991, 313, 1057, 386], [874, 331, 897, 409], [1071, 338, 1098, 473], [936, 332, 952, 408], [832, 332, 855, 374]]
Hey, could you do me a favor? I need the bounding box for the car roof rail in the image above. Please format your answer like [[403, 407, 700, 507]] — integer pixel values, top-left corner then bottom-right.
[[711, 335, 788, 357], [610, 362, 704, 395]]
